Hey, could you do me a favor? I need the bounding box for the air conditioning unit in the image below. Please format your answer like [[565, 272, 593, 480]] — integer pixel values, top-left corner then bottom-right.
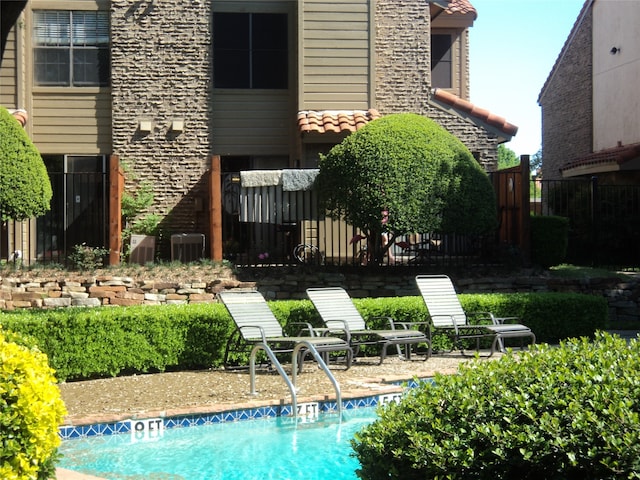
[[171, 233, 205, 263], [129, 235, 155, 265]]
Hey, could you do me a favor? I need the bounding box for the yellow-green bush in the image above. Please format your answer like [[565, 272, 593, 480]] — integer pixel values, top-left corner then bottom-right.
[[0, 329, 66, 480]]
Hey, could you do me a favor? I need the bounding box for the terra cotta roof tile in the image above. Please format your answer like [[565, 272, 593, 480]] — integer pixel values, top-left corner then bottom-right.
[[430, 88, 518, 137], [297, 109, 382, 134], [561, 142, 640, 173], [444, 0, 477, 17], [9, 109, 28, 127]]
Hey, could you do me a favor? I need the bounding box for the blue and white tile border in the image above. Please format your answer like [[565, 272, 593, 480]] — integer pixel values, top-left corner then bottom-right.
[[59, 378, 432, 441]]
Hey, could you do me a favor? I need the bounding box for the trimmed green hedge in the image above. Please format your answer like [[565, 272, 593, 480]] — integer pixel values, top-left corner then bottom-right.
[[353, 332, 640, 479], [0, 303, 234, 381], [0, 292, 607, 381]]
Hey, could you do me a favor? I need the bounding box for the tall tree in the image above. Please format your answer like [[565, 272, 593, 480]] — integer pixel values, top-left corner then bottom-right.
[[0, 0, 27, 61], [0, 107, 52, 221], [316, 113, 497, 265], [497, 144, 520, 169], [531, 148, 543, 173]]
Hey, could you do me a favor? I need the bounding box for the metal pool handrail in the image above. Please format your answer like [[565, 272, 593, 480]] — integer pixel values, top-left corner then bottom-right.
[[249, 341, 342, 417], [292, 341, 342, 414]]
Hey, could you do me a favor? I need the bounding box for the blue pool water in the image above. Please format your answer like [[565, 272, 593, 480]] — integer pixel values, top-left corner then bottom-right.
[[59, 407, 379, 479]]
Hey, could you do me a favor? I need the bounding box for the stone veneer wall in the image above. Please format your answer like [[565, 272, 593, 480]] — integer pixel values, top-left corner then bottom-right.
[[110, 0, 212, 236], [540, 5, 593, 181], [1, 271, 638, 327], [374, 0, 499, 171]]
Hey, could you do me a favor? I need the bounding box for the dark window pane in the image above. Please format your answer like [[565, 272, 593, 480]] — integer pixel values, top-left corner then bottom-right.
[[97, 48, 110, 86], [213, 13, 250, 88], [253, 13, 287, 50], [34, 48, 70, 85], [67, 156, 104, 173], [213, 12, 287, 89], [431, 34, 452, 88], [253, 51, 288, 89], [72, 47, 109, 86], [213, 13, 249, 49], [214, 51, 250, 88]]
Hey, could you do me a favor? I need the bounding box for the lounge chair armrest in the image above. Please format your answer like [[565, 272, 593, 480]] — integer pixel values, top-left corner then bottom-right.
[[394, 321, 431, 333], [289, 321, 319, 337], [322, 319, 351, 342], [371, 315, 397, 330], [489, 314, 520, 325], [324, 319, 349, 331], [467, 311, 495, 324], [238, 325, 267, 343], [429, 314, 460, 334]]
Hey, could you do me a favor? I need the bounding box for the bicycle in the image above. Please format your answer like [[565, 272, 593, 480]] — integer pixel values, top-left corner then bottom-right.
[[293, 243, 324, 265]]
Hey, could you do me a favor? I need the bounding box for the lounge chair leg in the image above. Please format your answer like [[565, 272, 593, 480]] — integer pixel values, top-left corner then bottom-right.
[[378, 342, 390, 365]]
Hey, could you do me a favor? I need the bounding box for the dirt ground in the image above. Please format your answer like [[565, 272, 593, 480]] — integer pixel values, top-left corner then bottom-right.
[[58, 352, 499, 425]]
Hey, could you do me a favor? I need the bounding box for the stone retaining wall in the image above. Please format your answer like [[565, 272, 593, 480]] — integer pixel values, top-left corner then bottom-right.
[[1, 270, 638, 327]]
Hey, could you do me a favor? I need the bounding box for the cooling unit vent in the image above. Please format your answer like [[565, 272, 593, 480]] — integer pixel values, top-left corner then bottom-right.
[[129, 235, 155, 265], [171, 233, 205, 263]]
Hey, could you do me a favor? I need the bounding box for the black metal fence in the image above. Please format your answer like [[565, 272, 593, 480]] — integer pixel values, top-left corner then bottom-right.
[[222, 173, 500, 269], [532, 177, 640, 268], [1, 171, 108, 267], [7, 170, 637, 270]]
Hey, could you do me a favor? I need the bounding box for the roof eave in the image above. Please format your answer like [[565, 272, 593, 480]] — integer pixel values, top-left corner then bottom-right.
[[428, 89, 518, 143], [561, 163, 620, 178]]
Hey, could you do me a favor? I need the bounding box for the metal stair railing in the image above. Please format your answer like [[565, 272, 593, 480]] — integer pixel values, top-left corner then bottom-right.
[[249, 342, 342, 417]]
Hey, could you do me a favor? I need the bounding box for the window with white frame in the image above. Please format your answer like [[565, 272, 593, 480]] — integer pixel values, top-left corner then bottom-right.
[[33, 10, 110, 87], [213, 12, 288, 89]]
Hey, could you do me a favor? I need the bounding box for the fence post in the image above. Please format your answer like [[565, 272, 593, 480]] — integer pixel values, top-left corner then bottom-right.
[[590, 175, 599, 266], [520, 155, 531, 265], [108, 155, 122, 265], [210, 155, 223, 261]]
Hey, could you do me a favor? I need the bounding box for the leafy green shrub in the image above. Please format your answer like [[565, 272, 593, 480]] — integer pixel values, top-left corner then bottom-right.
[[0, 292, 607, 381], [0, 303, 234, 381], [281, 293, 606, 352], [531, 214, 569, 268], [0, 328, 66, 480], [353, 332, 640, 480], [0, 107, 52, 221], [68, 243, 110, 271], [317, 113, 497, 264], [457, 291, 607, 344]]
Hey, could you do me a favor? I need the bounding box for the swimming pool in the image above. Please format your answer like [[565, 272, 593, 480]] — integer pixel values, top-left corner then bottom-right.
[[59, 407, 380, 479]]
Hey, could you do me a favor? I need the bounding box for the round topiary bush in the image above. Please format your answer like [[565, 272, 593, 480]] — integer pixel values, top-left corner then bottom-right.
[[353, 331, 640, 479], [316, 113, 496, 264], [0, 329, 66, 480], [0, 106, 52, 221]]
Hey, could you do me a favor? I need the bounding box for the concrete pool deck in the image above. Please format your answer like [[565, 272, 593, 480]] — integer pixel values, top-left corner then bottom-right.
[[56, 469, 105, 480]]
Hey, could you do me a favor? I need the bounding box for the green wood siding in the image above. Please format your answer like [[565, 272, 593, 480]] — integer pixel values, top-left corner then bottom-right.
[[0, 28, 18, 108], [300, 0, 371, 110], [211, 90, 291, 156], [31, 91, 111, 154]]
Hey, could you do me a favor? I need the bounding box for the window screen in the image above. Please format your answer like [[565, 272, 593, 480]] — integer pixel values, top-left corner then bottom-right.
[[431, 34, 453, 88]]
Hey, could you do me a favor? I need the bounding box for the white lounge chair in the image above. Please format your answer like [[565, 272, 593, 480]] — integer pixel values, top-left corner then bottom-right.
[[306, 287, 430, 364], [219, 290, 352, 370], [415, 274, 535, 356]]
